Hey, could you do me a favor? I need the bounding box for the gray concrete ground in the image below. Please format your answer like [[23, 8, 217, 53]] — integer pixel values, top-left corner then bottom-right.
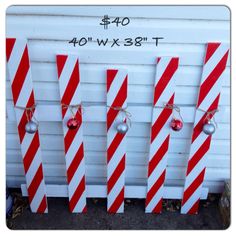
[[7, 191, 226, 230]]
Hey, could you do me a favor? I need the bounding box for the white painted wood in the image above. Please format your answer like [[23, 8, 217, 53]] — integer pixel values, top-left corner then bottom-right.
[[6, 62, 230, 87], [7, 162, 230, 183], [6, 6, 230, 195], [20, 184, 209, 199], [6, 133, 230, 154], [6, 81, 230, 105], [6, 15, 229, 43], [6, 103, 230, 124], [6, 6, 230, 20], [9, 40, 230, 66], [6, 121, 230, 140], [6, 176, 224, 193], [6, 149, 230, 169]]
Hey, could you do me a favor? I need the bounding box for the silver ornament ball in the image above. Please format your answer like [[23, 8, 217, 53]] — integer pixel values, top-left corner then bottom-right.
[[116, 122, 129, 134], [203, 121, 215, 135], [25, 120, 38, 134]]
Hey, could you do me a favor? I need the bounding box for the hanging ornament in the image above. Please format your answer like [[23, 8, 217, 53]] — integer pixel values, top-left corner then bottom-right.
[[62, 103, 82, 130], [109, 105, 132, 135], [15, 104, 38, 134], [25, 120, 38, 134], [67, 117, 80, 130], [116, 122, 129, 134], [160, 103, 184, 132], [203, 119, 215, 135], [198, 108, 218, 136], [170, 118, 183, 131]]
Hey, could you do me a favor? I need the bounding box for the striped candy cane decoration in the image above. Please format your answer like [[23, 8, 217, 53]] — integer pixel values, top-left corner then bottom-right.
[[56, 55, 87, 213], [181, 43, 229, 214], [106, 69, 128, 213], [145, 57, 179, 213], [6, 38, 48, 213]]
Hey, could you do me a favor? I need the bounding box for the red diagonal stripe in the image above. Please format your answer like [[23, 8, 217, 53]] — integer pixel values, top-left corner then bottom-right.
[[107, 133, 125, 163], [152, 198, 163, 213], [69, 176, 85, 212], [64, 110, 82, 154], [107, 69, 118, 92], [108, 187, 124, 213], [148, 135, 169, 177], [204, 43, 220, 64], [188, 199, 200, 215], [186, 136, 211, 176], [23, 132, 40, 173], [182, 168, 206, 206], [197, 50, 229, 107], [107, 76, 127, 131], [17, 91, 35, 143], [6, 38, 16, 62], [153, 57, 178, 105], [11, 45, 30, 105], [146, 170, 166, 207], [151, 94, 174, 143], [67, 143, 84, 184], [28, 164, 43, 204], [192, 94, 220, 143], [56, 55, 68, 78], [61, 60, 80, 118], [82, 205, 87, 213], [37, 195, 47, 213], [107, 155, 125, 194]]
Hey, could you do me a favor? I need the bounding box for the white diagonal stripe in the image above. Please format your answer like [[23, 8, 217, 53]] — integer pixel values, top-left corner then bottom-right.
[[58, 55, 78, 97], [68, 159, 85, 200], [70, 83, 82, 105], [154, 57, 172, 88], [107, 137, 126, 178], [188, 132, 209, 159], [201, 43, 229, 85], [107, 171, 125, 210], [146, 185, 164, 213], [21, 132, 36, 157], [198, 74, 224, 111], [107, 69, 127, 106], [7, 39, 27, 83], [184, 153, 207, 191], [116, 202, 124, 213], [155, 79, 175, 106], [64, 130, 83, 169], [149, 123, 171, 159], [15, 70, 32, 107], [147, 154, 168, 192], [29, 179, 45, 213], [181, 185, 202, 214], [73, 190, 86, 213], [25, 148, 41, 186]]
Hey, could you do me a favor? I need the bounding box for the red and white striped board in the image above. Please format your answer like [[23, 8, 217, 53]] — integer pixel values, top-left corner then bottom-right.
[[106, 69, 128, 213], [56, 54, 87, 213], [145, 57, 179, 213], [6, 38, 48, 213], [181, 43, 229, 214]]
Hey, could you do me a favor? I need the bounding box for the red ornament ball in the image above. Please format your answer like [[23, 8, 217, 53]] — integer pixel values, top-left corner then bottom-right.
[[67, 117, 80, 130], [170, 118, 183, 131]]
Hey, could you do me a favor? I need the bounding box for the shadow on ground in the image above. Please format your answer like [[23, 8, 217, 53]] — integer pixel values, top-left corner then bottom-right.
[[7, 192, 226, 230]]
